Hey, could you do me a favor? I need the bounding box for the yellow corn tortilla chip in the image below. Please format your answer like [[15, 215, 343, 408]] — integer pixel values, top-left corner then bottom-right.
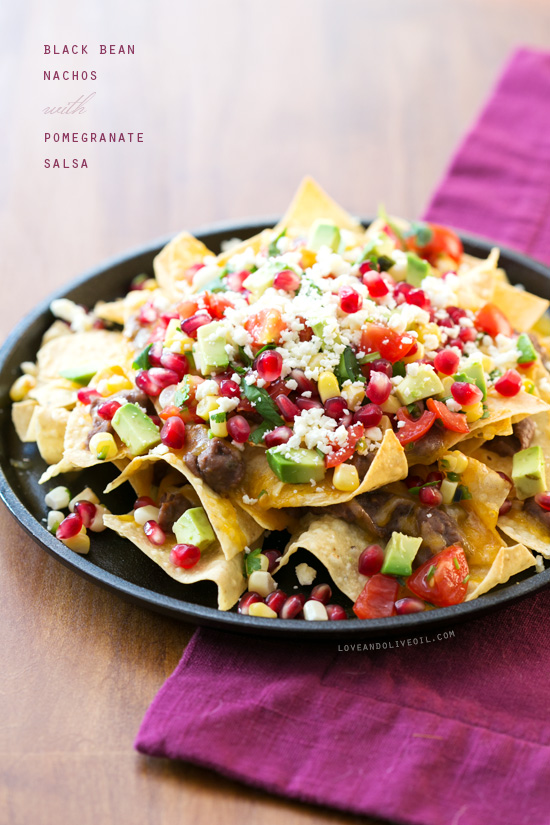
[[277, 515, 369, 600], [492, 281, 549, 332], [237, 428, 408, 509], [216, 229, 272, 268], [28, 380, 76, 409], [456, 248, 501, 310], [153, 231, 213, 302], [34, 406, 70, 465], [236, 498, 296, 532], [466, 543, 535, 600], [11, 400, 38, 441], [94, 298, 127, 325], [105, 453, 264, 561], [103, 514, 246, 611], [37, 330, 133, 382], [498, 505, 550, 558], [274, 176, 364, 238], [41, 320, 72, 346]]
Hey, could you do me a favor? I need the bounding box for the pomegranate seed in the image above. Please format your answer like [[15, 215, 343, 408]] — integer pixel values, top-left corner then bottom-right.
[[280, 594, 306, 619], [265, 589, 287, 614], [447, 306, 467, 323], [339, 286, 362, 314], [227, 415, 251, 443], [256, 350, 283, 383], [148, 342, 164, 367], [77, 388, 100, 404], [324, 396, 348, 421], [395, 597, 425, 615], [56, 513, 83, 540], [311, 584, 332, 604], [158, 384, 178, 408], [419, 486, 443, 507], [290, 369, 317, 395], [170, 543, 201, 569], [458, 326, 477, 343], [264, 426, 293, 448], [359, 261, 373, 275], [295, 396, 323, 411], [274, 269, 301, 292], [326, 604, 347, 621], [436, 315, 454, 328], [160, 350, 189, 378], [238, 591, 263, 615], [150, 415, 162, 428], [446, 337, 465, 353], [369, 358, 393, 378], [185, 262, 205, 281], [74, 500, 97, 528], [226, 270, 250, 292], [97, 400, 122, 421], [275, 394, 299, 421], [219, 379, 240, 398], [494, 369, 522, 398], [451, 381, 483, 406], [138, 302, 158, 325], [405, 288, 430, 311], [405, 474, 424, 489], [434, 349, 460, 375], [358, 544, 385, 576], [426, 471, 444, 487], [143, 520, 166, 546], [136, 368, 180, 397], [498, 500, 512, 516], [161, 416, 186, 450], [161, 311, 180, 326], [134, 496, 156, 510], [181, 312, 212, 338], [535, 492, 550, 511], [366, 371, 392, 404], [363, 269, 389, 298], [263, 549, 282, 573], [497, 471, 513, 487], [394, 282, 413, 303], [353, 403, 382, 428]]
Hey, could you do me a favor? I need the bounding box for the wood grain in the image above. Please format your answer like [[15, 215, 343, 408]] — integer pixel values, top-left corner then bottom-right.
[[1, 1, 550, 822]]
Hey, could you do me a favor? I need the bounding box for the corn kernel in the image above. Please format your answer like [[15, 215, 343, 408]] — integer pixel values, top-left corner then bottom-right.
[[300, 248, 317, 269], [463, 402, 483, 423], [20, 361, 38, 376], [89, 431, 118, 461], [403, 342, 425, 364], [93, 365, 126, 383], [452, 451, 469, 473], [418, 323, 441, 344], [209, 410, 228, 438], [142, 278, 158, 291], [437, 376, 455, 398], [9, 374, 36, 401], [440, 478, 458, 505], [248, 570, 276, 598], [318, 371, 340, 403], [523, 378, 536, 394], [248, 602, 277, 619], [97, 374, 133, 396], [380, 395, 401, 414], [332, 462, 360, 492], [196, 397, 220, 421], [61, 526, 91, 554], [341, 383, 365, 410], [481, 355, 493, 372]]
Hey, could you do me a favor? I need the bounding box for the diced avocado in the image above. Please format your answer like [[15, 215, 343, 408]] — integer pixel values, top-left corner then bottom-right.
[[173, 506, 215, 551], [266, 446, 326, 484], [405, 252, 430, 286], [308, 219, 341, 253], [361, 231, 395, 262], [59, 366, 97, 386], [311, 319, 341, 347], [454, 356, 487, 400], [517, 332, 538, 365], [111, 403, 161, 456], [395, 364, 444, 405], [381, 532, 422, 577], [512, 445, 547, 501], [196, 321, 229, 374]]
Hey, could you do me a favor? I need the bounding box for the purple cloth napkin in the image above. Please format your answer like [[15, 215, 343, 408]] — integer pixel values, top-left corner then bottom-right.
[[136, 49, 550, 825]]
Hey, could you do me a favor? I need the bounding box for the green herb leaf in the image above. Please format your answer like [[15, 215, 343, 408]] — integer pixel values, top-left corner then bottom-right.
[[447, 471, 461, 482], [173, 377, 192, 408], [426, 564, 436, 580], [255, 343, 276, 358], [377, 255, 395, 272], [358, 350, 381, 365], [242, 383, 284, 427], [393, 361, 406, 378], [257, 489, 268, 499], [249, 422, 272, 445], [199, 277, 227, 294], [408, 480, 440, 495], [335, 346, 360, 386], [132, 343, 153, 371], [245, 548, 264, 577], [238, 346, 253, 367], [268, 228, 286, 258], [404, 221, 434, 248]]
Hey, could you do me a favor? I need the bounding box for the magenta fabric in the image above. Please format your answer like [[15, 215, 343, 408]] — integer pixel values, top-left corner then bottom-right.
[[135, 49, 550, 825]]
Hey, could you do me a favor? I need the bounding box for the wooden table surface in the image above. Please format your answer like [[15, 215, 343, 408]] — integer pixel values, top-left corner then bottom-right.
[[2, 1, 550, 822]]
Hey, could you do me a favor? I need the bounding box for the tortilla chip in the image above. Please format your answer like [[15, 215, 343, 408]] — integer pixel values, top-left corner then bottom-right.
[[12, 400, 38, 441], [466, 543, 535, 600], [456, 248, 500, 310], [34, 406, 71, 464], [50, 406, 128, 475], [277, 515, 369, 600], [103, 514, 246, 611], [237, 429, 408, 509], [461, 455, 510, 527], [41, 320, 72, 345], [274, 176, 364, 238], [37, 330, 133, 382], [236, 498, 296, 532], [498, 504, 550, 557], [153, 231, 213, 302], [28, 380, 76, 409], [216, 229, 272, 268], [492, 281, 549, 332], [105, 453, 264, 561], [94, 298, 127, 325]]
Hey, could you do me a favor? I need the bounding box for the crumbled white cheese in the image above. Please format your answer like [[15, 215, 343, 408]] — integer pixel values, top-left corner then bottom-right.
[[295, 562, 317, 586]]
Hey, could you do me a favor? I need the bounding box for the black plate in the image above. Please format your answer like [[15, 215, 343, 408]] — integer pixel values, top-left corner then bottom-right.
[[1, 218, 550, 638]]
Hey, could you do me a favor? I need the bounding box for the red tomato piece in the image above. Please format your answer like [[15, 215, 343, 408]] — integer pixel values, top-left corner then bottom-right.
[[361, 324, 416, 363], [202, 291, 232, 320], [426, 398, 470, 434], [406, 224, 463, 265], [407, 545, 469, 607], [474, 303, 513, 338], [177, 299, 200, 320], [245, 308, 286, 345], [353, 574, 399, 619], [325, 423, 364, 468], [395, 407, 436, 446]]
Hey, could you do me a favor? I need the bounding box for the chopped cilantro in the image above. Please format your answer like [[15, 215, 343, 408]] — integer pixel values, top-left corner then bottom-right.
[[377, 255, 395, 272], [249, 422, 272, 445], [268, 228, 286, 257], [393, 361, 406, 378], [358, 351, 381, 365], [132, 343, 153, 371], [404, 221, 434, 248], [335, 347, 360, 386], [199, 277, 226, 293], [447, 471, 461, 482], [238, 346, 252, 367], [245, 548, 264, 577], [242, 383, 284, 427], [173, 376, 192, 408], [257, 489, 268, 499]]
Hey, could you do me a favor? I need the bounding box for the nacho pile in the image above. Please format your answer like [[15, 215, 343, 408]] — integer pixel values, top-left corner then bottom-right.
[[11, 178, 550, 618]]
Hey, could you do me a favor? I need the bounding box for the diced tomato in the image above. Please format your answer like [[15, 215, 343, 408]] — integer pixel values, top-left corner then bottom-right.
[[177, 299, 200, 320], [353, 574, 399, 619], [407, 545, 469, 607], [325, 423, 364, 468], [474, 303, 513, 338], [159, 403, 202, 424], [361, 324, 416, 363], [202, 291, 232, 320], [406, 224, 463, 265], [245, 308, 286, 345], [426, 398, 470, 434], [395, 407, 436, 446]]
